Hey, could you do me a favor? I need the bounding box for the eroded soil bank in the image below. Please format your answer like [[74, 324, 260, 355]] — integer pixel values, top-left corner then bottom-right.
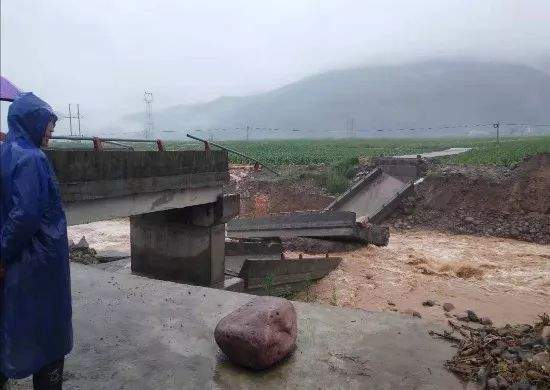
[[389, 153, 550, 244]]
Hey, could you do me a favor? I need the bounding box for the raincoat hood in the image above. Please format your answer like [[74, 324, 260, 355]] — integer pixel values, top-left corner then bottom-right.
[[7, 92, 57, 147]]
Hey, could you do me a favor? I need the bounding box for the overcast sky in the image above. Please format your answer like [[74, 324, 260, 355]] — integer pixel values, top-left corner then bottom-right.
[[2, 0, 550, 135]]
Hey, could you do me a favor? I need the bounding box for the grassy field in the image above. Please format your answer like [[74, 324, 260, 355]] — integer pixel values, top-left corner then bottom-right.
[[166, 135, 550, 167]]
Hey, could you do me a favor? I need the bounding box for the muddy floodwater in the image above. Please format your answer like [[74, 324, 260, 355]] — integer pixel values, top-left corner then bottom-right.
[[303, 229, 549, 326], [69, 220, 549, 327]]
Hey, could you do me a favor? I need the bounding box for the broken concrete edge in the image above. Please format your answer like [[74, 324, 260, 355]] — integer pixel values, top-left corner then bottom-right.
[[227, 211, 357, 232], [227, 221, 388, 246], [225, 240, 283, 257], [324, 168, 383, 211], [227, 226, 359, 241], [369, 181, 415, 224], [225, 240, 283, 278], [191, 193, 240, 227], [375, 158, 424, 182], [355, 224, 390, 246], [239, 257, 341, 292], [223, 277, 245, 292], [214, 193, 240, 223]]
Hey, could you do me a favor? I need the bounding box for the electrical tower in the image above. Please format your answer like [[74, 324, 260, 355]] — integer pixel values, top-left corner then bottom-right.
[[345, 118, 356, 138], [64, 103, 84, 136], [144, 91, 154, 139]]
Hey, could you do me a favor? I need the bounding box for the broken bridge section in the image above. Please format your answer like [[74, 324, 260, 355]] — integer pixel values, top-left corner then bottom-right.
[[226, 210, 389, 245], [327, 148, 471, 224], [46, 149, 229, 225], [47, 149, 238, 287]]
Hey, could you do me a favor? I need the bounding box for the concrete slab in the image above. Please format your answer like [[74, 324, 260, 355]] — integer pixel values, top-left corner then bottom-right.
[[239, 256, 342, 295], [46, 150, 228, 201], [326, 169, 408, 221], [225, 240, 282, 276], [227, 211, 365, 241], [369, 182, 415, 224], [11, 264, 462, 389], [45, 150, 230, 225], [228, 212, 389, 246]]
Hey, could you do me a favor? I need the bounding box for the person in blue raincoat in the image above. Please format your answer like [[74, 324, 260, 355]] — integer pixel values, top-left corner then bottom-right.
[[0, 93, 72, 389]]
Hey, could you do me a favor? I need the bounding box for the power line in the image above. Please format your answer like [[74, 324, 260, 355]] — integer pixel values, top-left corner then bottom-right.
[[374, 122, 495, 132], [182, 121, 550, 137], [504, 123, 550, 127]]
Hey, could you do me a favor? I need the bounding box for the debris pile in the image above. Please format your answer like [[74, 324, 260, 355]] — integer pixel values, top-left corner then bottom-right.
[[69, 247, 98, 265], [69, 236, 99, 265], [430, 313, 550, 389]]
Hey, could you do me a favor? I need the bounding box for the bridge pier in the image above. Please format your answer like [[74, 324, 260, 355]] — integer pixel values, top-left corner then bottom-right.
[[130, 195, 239, 287]]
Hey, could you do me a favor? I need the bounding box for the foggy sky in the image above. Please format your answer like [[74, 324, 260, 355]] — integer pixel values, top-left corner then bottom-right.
[[2, 0, 550, 135]]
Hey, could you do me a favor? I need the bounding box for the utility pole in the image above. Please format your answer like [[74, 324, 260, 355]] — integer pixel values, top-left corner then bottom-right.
[[144, 91, 154, 139], [494, 121, 500, 144], [246, 125, 250, 141]]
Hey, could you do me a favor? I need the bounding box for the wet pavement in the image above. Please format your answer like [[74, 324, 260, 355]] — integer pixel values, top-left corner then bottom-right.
[[12, 263, 463, 389]]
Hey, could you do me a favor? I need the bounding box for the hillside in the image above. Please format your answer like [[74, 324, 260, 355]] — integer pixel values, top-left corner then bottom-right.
[[128, 60, 550, 139]]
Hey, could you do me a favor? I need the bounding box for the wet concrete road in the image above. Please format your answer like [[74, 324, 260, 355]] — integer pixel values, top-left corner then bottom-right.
[[394, 147, 471, 159], [13, 263, 463, 389]]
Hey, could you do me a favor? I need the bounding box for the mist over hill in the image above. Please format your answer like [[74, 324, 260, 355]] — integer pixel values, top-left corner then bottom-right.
[[127, 60, 550, 140]]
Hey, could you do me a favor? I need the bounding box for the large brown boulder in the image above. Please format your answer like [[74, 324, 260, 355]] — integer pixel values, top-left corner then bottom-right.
[[214, 296, 297, 369]]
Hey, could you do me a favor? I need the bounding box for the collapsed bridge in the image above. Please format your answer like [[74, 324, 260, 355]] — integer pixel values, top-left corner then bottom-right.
[[38, 147, 463, 389], [47, 148, 238, 288]]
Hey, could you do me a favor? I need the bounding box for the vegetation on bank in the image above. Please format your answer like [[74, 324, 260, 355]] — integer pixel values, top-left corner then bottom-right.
[[165, 135, 550, 167]]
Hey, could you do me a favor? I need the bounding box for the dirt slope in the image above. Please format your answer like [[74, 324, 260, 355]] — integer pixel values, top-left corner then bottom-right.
[[390, 153, 550, 244]]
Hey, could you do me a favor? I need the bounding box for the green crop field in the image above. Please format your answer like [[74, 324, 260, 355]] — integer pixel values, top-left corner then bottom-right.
[[165, 135, 550, 167]]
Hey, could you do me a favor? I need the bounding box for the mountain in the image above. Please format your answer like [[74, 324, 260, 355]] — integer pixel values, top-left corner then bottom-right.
[[127, 60, 550, 139]]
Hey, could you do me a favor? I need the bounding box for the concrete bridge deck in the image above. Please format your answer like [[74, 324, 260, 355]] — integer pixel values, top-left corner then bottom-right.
[[46, 150, 228, 225], [13, 264, 462, 389]]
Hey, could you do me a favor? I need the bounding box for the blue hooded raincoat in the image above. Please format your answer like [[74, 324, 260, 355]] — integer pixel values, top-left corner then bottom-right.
[[0, 93, 72, 379]]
